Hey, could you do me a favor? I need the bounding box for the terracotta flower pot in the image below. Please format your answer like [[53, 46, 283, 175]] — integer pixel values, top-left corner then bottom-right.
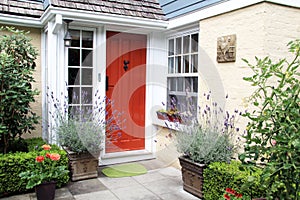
[[35, 181, 56, 200]]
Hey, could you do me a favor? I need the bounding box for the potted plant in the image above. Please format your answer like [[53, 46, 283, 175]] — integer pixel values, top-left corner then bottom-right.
[[49, 88, 122, 181], [156, 108, 182, 123], [171, 93, 240, 198], [19, 144, 69, 200]]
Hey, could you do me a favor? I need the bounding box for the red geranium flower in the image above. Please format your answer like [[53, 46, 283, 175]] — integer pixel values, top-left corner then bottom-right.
[[42, 144, 51, 150], [224, 194, 230, 200], [49, 153, 61, 161], [36, 156, 45, 163], [46, 153, 51, 158]]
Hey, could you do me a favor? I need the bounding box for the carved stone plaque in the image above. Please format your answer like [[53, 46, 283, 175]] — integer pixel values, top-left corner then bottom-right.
[[217, 34, 236, 63]]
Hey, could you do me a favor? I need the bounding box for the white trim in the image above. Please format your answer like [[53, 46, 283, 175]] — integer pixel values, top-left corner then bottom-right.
[[167, 0, 300, 29], [52, 14, 62, 34], [100, 150, 155, 165], [0, 13, 41, 28], [41, 7, 168, 30]]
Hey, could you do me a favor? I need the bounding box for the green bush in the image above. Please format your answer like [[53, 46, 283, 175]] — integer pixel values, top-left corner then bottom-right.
[[240, 40, 300, 199], [0, 27, 40, 154], [0, 138, 69, 197], [203, 160, 265, 200]]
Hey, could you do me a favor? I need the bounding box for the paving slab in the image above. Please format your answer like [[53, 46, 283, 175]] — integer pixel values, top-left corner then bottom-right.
[[141, 178, 183, 196], [99, 176, 140, 190], [67, 178, 107, 196], [74, 190, 118, 200], [159, 189, 200, 200], [109, 184, 160, 200]]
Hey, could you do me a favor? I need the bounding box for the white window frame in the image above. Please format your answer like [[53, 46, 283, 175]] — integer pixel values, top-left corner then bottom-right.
[[167, 31, 199, 115], [66, 27, 96, 115]]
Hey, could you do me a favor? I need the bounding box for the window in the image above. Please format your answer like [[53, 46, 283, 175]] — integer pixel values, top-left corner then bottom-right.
[[67, 29, 94, 116], [167, 33, 198, 116]]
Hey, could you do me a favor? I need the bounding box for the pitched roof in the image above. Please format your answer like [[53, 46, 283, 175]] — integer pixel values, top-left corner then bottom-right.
[[0, 0, 166, 21], [0, 0, 44, 18], [48, 0, 166, 21]]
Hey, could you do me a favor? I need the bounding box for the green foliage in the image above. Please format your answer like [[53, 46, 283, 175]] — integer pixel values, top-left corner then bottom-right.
[[19, 144, 69, 189], [203, 160, 265, 200], [49, 88, 122, 154], [0, 27, 40, 153], [175, 94, 240, 164], [239, 39, 300, 199], [176, 127, 235, 164], [0, 138, 69, 197]]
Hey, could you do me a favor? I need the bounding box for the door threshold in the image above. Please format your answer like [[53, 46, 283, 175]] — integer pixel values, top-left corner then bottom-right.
[[100, 150, 155, 166]]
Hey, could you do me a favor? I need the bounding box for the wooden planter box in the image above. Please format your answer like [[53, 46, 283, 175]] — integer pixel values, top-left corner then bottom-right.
[[64, 148, 99, 181], [179, 156, 206, 199]]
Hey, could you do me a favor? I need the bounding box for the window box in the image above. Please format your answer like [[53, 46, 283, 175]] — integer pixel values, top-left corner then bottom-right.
[[156, 110, 182, 123]]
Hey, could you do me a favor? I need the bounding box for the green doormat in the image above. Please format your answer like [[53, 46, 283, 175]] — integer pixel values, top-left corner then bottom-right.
[[101, 163, 147, 178]]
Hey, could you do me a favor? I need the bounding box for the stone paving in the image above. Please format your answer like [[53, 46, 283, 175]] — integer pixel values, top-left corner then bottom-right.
[[2, 159, 200, 200]]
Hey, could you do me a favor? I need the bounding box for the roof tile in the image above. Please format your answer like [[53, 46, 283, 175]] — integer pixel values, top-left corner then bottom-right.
[[0, 0, 165, 21]]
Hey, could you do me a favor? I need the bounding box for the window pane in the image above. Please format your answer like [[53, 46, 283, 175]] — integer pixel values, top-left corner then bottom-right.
[[175, 56, 181, 73], [68, 87, 80, 104], [176, 37, 182, 55], [82, 49, 93, 67], [82, 31, 93, 48], [191, 34, 198, 53], [185, 77, 192, 92], [68, 106, 80, 118], [68, 49, 80, 66], [191, 54, 198, 73], [177, 77, 184, 92], [168, 57, 174, 73], [168, 94, 179, 110], [168, 39, 174, 56], [81, 87, 93, 104], [183, 55, 189, 73], [68, 68, 80, 85], [82, 68, 93, 85], [168, 78, 176, 91], [81, 106, 93, 119], [183, 35, 190, 54], [70, 30, 80, 47], [193, 77, 198, 92]]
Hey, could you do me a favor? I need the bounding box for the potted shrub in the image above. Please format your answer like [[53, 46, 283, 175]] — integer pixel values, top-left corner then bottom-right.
[[172, 93, 240, 198], [19, 144, 69, 200], [49, 89, 122, 181]]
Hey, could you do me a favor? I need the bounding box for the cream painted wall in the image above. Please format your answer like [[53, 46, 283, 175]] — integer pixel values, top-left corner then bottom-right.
[[0, 25, 42, 138], [198, 3, 300, 130]]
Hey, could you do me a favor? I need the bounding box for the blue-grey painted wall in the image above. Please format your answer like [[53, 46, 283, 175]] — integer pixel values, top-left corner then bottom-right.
[[159, 0, 227, 19]]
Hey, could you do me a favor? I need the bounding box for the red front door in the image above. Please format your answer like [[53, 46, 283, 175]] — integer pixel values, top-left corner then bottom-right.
[[106, 31, 146, 153]]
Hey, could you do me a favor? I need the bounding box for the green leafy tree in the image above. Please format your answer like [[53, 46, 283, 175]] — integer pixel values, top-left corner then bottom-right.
[[0, 27, 39, 153], [239, 40, 300, 199]]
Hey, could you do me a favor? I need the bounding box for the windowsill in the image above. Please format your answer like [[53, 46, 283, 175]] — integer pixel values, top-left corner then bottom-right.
[[152, 118, 183, 131]]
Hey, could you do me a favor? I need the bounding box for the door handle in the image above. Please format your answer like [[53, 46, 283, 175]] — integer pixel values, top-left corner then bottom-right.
[[123, 60, 129, 71]]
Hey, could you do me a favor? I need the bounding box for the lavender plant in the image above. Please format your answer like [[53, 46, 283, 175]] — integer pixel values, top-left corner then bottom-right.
[[47, 87, 123, 155], [174, 92, 241, 164]]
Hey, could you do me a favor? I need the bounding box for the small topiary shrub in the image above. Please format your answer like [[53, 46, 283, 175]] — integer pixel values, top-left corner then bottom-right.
[[0, 138, 69, 197], [203, 160, 265, 200]]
